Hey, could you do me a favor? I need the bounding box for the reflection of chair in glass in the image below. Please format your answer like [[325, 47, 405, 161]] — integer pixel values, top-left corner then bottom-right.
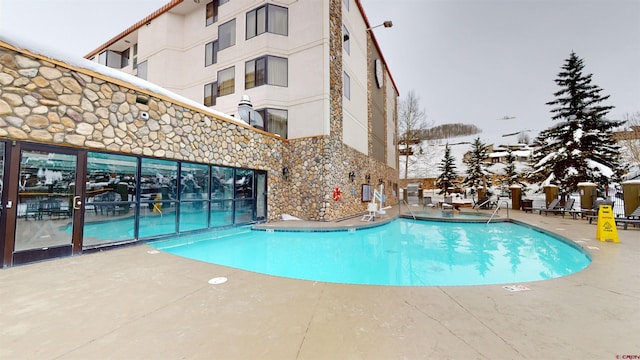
[[38, 199, 70, 219], [93, 191, 124, 216], [442, 196, 453, 209], [24, 201, 42, 220]]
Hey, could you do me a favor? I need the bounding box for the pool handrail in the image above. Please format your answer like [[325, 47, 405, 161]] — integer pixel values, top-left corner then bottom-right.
[[401, 199, 416, 220], [487, 200, 510, 224]]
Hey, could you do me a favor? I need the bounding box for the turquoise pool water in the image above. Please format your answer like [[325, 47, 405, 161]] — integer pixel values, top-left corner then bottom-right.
[[150, 219, 591, 286]]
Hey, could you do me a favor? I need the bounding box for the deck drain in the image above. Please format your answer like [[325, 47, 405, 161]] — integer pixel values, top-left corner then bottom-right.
[[208, 277, 228, 285]]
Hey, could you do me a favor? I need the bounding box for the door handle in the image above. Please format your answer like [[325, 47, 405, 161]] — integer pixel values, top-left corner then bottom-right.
[[73, 196, 82, 210]]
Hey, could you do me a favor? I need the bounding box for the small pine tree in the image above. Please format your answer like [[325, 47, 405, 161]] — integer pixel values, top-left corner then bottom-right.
[[503, 148, 519, 185], [436, 144, 457, 195], [528, 52, 626, 196], [462, 137, 491, 198]]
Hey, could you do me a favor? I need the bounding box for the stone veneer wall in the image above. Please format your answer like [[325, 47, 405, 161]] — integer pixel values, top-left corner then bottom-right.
[[271, 0, 399, 221], [0, 44, 288, 222], [1, 30, 398, 223]]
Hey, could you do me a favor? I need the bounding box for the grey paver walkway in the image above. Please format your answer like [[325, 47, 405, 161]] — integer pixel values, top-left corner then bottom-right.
[[1, 206, 639, 359]]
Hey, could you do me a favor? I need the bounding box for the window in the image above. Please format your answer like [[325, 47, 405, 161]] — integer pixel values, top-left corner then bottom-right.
[[205, 0, 228, 26], [132, 43, 138, 70], [246, 4, 288, 39], [257, 108, 288, 139], [217, 66, 235, 96], [205, 40, 219, 66], [218, 19, 236, 50], [342, 25, 350, 54], [137, 60, 148, 80], [343, 72, 350, 100], [343, 0, 349, 11], [204, 82, 218, 106], [245, 56, 287, 89], [97, 50, 130, 69], [120, 48, 130, 68]]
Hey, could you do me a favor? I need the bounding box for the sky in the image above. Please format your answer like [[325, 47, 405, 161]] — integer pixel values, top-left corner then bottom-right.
[[1, 0, 639, 148]]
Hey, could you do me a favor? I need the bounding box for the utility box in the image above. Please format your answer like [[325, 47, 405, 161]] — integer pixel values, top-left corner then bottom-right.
[[510, 184, 522, 210], [543, 185, 558, 207], [621, 180, 640, 217], [578, 182, 597, 210]]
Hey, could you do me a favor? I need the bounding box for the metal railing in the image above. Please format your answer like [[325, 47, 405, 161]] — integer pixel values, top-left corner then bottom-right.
[[401, 199, 416, 220], [487, 200, 510, 224]]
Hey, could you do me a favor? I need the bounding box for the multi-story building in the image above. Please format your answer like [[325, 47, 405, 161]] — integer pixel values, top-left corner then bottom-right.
[[0, 0, 398, 266], [86, 0, 398, 163]]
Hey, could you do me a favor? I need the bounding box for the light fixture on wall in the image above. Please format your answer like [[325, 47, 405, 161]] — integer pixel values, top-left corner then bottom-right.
[[366, 21, 393, 31], [343, 34, 350, 42], [365, 174, 371, 183], [282, 167, 290, 181], [349, 171, 356, 182], [378, 178, 384, 185]]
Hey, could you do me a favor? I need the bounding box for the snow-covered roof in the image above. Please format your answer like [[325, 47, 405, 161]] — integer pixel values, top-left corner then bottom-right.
[[0, 31, 247, 128]]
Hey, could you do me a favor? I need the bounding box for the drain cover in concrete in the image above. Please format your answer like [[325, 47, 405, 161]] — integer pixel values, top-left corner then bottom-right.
[[208, 277, 228, 285]]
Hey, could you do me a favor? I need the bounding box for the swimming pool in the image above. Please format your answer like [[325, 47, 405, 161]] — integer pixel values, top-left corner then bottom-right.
[[150, 219, 591, 286]]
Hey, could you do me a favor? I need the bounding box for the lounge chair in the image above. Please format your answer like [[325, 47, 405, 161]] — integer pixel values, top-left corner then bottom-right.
[[539, 198, 561, 215], [441, 196, 453, 209], [423, 196, 434, 208], [547, 198, 575, 217]]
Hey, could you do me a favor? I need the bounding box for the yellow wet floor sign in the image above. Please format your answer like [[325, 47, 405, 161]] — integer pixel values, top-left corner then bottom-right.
[[595, 205, 619, 243]]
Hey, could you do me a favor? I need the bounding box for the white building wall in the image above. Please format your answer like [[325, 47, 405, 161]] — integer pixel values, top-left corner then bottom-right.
[[386, 72, 397, 169], [341, 0, 369, 154]]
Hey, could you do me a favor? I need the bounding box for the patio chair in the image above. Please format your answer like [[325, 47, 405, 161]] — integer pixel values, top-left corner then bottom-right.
[[539, 198, 561, 215], [547, 198, 575, 217], [442, 196, 453, 209], [423, 196, 434, 208]]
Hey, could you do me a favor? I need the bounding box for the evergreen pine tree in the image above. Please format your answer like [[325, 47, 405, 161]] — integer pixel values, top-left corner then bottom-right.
[[503, 147, 517, 184], [462, 137, 491, 198], [528, 52, 626, 196], [436, 144, 457, 195]]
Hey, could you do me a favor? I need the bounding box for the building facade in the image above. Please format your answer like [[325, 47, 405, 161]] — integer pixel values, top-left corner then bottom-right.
[[87, 0, 399, 221], [0, 0, 398, 266]]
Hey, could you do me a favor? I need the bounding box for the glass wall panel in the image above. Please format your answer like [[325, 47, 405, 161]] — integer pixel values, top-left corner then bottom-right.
[[139, 158, 178, 238], [211, 166, 234, 199], [179, 162, 209, 231], [211, 199, 233, 227], [234, 198, 255, 224], [84, 152, 138, 248], [179, 202, 208, 231], [235, 169, 254, 199], [15, 149, 76, 252], [181, 162, 209, 201]]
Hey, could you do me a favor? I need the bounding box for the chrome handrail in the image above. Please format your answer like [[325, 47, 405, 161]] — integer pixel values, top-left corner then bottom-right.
[[402, 199, 416, 220], [487, 200, 510, 224]]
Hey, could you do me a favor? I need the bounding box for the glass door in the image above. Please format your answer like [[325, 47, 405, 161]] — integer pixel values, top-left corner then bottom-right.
[[13, 146, 82, 264], [256, 171, 267, 221]]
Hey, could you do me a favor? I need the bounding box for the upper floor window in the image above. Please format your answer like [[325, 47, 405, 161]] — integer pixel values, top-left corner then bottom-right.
[[343, 72, 350, 100], [245, 56, 288, 89], [257, 108, 288, 139], [206, 0, 229, 26], [132, 43, 138, 70], [246, 4, 288, 39], [137, 60, 148, 80], [205, 40, 219, 66], [342, 25, 350, 54], [98, 49, 129, 69], [217, 66, 235, 96], [204, 81, 218, 106], [343, 0, 349, 11], [218, 19, 236, 50]]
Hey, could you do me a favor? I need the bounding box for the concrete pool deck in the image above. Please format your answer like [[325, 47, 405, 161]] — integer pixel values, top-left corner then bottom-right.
[[1, 206, 639, 359]]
